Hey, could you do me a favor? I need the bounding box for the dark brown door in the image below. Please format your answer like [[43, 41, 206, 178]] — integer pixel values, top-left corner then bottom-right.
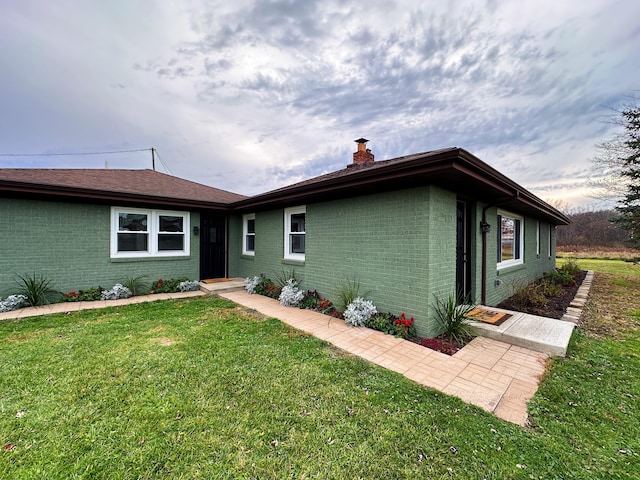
[[200, 214, 226, 279]]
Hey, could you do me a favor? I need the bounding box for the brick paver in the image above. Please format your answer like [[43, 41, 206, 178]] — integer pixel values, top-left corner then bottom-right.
[[220, 290, 549, 426]]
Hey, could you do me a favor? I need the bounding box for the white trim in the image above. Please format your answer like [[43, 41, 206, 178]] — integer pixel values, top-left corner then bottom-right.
[[110, 207, 190, 258], [536, 221, 541, 256], [497, 209, 524, 269], [548, 225, 553, 258], [284, 205, 306, 261], [242, 213, 256, 256]]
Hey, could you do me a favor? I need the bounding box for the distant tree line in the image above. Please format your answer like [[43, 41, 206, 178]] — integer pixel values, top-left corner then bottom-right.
[[557, 209, 630, 247]]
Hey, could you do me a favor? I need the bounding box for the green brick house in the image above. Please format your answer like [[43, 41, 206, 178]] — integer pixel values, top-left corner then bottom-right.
[[0, 143, 569, 336], [0, 169, 245, 298], [227, 141, 569, 337]]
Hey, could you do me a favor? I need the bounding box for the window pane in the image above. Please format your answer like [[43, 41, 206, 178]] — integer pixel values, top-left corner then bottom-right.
[[159, 215, 183, 232], [501, 217, 514, 261], [290, 234, 305, 253], [247, 219, 255, 234], [290, 213, 305, 233], [158, 234, 184, 251], [119, 213, 147, 232], [246, 235, 255, 252], [117, 233, 148, 251]]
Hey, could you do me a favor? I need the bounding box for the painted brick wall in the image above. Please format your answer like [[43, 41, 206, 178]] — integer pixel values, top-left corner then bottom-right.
[[229, 186, 458, 337], [483, 207, 557, 306], [0, 198, 200, 297]]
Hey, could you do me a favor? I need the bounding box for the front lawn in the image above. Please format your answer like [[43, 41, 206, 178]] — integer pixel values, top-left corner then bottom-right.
[[1, 294, 639, 478]]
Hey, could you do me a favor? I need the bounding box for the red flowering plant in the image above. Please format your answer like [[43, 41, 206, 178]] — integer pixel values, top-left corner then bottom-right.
[[62, 291, 79, 302], [420, 337, 459, 356], [394, 312, 416, 338], [62, 287, 103, 302]]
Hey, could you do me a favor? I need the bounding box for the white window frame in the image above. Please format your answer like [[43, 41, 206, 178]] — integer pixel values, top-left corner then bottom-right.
[[111, 207, 190, 258], [497, 209, 524, 269], [548, 225, 553, 258], [284, 205, 306, 261], [536, 221, 541, 256], [242, 213, 256, 256]]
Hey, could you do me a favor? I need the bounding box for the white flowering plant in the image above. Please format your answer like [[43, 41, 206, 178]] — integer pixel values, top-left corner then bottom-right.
[[344, 297, 377, 327], [245, 276, 262, 294], [101, 284, 132, 301], [279, 279, 304, 307], [0, 294, 28, 312], [179, 280, 200, 292]]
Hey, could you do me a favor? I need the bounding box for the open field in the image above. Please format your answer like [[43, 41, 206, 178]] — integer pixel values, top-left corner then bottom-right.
[[1, 292, 639, 478], [557, 245, 639, 261]]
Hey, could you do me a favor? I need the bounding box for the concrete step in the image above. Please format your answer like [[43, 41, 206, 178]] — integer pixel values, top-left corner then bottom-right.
[[199, 278, 246, 294]]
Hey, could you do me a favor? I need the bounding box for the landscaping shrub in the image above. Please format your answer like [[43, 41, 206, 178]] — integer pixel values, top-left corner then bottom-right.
[[558, 257, 581, 276], [150, 277, 190, 293], [344, 297, 377, 327], [101, 284, 132, 300], [544, 269, 575, 286], [62, 287, 103, 302], [511, 283, 547, 310], [245, 275, 261, 294], [336, 278, 370, 311], [365, 312, 416, 339], [254, 277, 281, 299], [432, 293, 475, 345], [420, 337, 459, 355], [279, 279, 304, 307], [0, 294, 28, 312], [122, 275, 149, 296], [179, 280, 200, 292], [15, 272, 59, 306]]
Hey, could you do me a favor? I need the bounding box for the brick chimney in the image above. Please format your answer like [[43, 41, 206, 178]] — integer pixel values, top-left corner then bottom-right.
[[352, 138, 374, 165]]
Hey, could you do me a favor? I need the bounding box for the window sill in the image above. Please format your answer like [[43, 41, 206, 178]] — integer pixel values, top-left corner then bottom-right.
[[110, 255, 191, 263], [282, 258, 305, 267], [241, 254, 255, 260], [496, 262, 525, 274]]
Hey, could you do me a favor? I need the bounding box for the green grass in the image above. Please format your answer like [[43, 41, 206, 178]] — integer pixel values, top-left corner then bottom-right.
[[1, 296, 640, 478], [557, 257, 640, 277]]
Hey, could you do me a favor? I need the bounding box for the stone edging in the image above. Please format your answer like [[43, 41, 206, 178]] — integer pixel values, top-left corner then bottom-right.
[[560, 270, 594, 323]]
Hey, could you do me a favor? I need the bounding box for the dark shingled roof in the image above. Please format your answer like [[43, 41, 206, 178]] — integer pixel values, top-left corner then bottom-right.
[[0, 168, 246, 209]]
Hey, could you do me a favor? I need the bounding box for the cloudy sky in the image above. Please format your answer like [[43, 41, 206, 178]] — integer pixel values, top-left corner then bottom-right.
[[1, 0, 638, 208]]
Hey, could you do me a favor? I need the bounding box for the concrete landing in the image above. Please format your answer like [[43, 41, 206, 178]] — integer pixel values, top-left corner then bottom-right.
[[469, 309, 575, 357], [199, 278, 245, 294]]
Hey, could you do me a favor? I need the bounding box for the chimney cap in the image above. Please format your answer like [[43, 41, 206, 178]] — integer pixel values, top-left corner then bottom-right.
[[354, 137, 369, 144]]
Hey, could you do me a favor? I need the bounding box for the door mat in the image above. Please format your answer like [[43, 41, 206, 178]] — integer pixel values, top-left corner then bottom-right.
[[202, 278, 232, 284], [467, 307, 512, 326]]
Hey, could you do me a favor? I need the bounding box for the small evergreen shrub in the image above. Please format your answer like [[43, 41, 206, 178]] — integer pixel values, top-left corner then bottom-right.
[[0, 294, 28, 312], [151, 277, 190, 293], [178, 280, 200, 292], [101, 284, 132, 300], [559, 257, 581, 276], [15, 272, 58, 306], [344, 297, 377, 327], [544, 269, 575, 286], [279, 279, 304, 307]]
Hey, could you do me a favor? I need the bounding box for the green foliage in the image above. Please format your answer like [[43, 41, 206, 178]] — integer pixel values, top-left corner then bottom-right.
[[511, 283, 547, 310], [558, 257, 581, 276], [253, 277, 281, 299], [14, 272, 59, 306], [432, 293, 476, 344], [62, 287, 103, 302], [614, 104, 640, 249], [365, 312, 416, 339], [335, 278, 370, 311], [543, 269, 575, 286], [273, 268, 301, 288], [538, 278, 564, 297], [122, 275, 149, 296], [150, 277, 189, 293]]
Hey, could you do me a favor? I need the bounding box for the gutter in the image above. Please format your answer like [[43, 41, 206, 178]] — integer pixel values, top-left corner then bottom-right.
[[480, 192, 519, 305]]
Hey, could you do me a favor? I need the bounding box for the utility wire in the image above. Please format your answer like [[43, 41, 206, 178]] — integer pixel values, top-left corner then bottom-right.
[[154, 150, 173, 175], [0, 148, 151, 157]]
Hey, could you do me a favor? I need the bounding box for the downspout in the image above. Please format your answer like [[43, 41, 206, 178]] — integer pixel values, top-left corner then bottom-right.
[[480, 191, 519, 305]]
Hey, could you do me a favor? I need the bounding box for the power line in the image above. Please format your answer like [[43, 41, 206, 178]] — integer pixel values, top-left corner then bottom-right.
[[0, 148, 151, 157]]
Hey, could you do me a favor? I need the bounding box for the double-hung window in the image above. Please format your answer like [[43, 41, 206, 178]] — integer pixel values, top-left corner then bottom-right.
[[243, 213, 255, 256], [284, 206, 305, 261], [111, 207, 190, 258], [497, 210, 523, 269]]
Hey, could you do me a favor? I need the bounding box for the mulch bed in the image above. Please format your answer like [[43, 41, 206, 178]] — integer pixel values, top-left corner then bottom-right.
[[497, 270, 587, 319]]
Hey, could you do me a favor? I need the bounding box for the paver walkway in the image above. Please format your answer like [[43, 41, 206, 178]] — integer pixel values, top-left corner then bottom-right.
[[220, 290, 549, 426]]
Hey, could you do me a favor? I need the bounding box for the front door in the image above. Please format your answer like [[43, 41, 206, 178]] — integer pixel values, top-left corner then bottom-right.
[[200, 214, 226, 279], [455, 200, 471, 299]]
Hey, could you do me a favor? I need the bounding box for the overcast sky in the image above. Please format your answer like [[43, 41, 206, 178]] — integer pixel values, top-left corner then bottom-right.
[[1, 0, 638, 208]]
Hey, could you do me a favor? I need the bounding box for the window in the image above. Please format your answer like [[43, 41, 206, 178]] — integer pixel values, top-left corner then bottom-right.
[[111, 207, 189, 258], [497, 210, 523, 269], [284, 206, 305, 261], [242, 213, 255, 256], [548, 225, 553, 258], [536, 221, 541, 256]]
